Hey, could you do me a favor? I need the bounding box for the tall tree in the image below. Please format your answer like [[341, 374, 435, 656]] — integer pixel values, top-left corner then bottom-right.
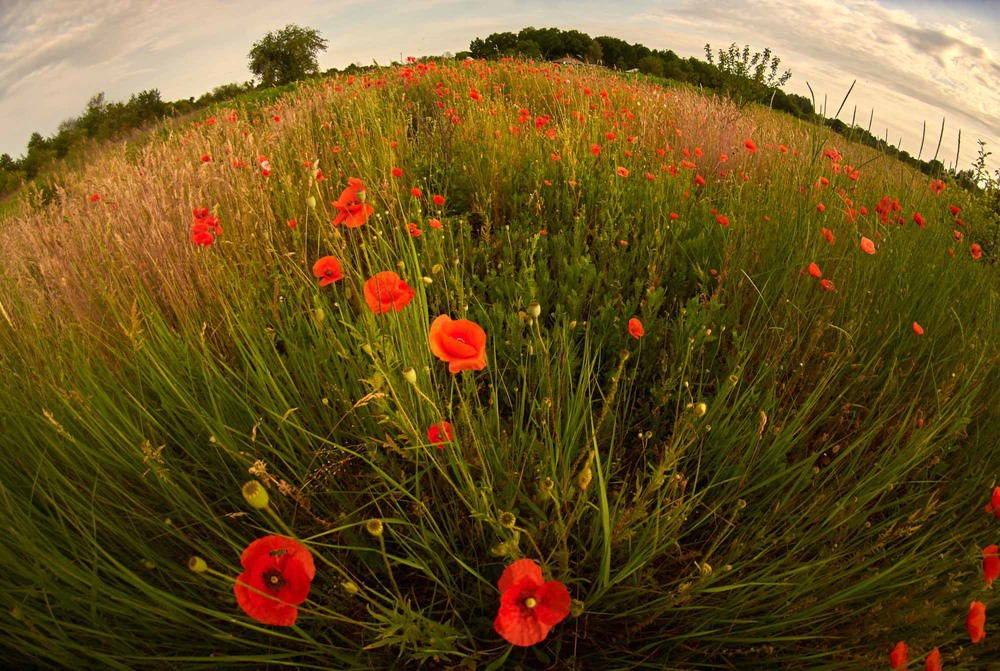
[[248, 24, 328, 87]]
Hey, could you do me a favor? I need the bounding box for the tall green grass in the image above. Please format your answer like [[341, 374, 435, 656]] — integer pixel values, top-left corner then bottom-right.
[[0, 59, 997, 669]]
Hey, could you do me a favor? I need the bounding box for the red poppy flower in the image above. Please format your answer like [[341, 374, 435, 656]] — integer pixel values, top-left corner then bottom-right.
[[913, 212, 925, 228], [968, 601, 986, 643], [984, 545, 999, 588], [820, 279, 835, 292], [949, 205, 960, 216], [744, 139, 757, 153], [407, 222, 423, 237], [590, 143, 602, 156], [493, 559, 571, 647], [616, 166, 629, 178], [332, 178, 375, 228], [430, 194, 445, 206], [201, 154, 211, 162], [234, 535, 315, 627], [428, 314, 487, 373], [889, 641, 908, 669], [808, 263, 822, 278], [925, 648, 941, 671], [971, 243, 982, 260], [364, 271, 415, 313], [628, 318, 644, 339], [288, 219, 298, 228], [89, 194, 101, 202], [860, 237, 876, 255], [410, 187, 422, 197], [816, 203, 826, 213], [912, 321, 924, 335], [669, 212, 679, 220], [695, 174, 706, 186], [191, 208, 222, 246], [428, 218, 442, 230], [427, 421, 453, 447], [312, 256, 343, 287], [391, 167, 403, 177], [987, 487, 1000, 517]]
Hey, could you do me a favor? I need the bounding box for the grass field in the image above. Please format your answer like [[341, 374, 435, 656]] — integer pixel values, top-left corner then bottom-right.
[[0, 58, 998, 669]]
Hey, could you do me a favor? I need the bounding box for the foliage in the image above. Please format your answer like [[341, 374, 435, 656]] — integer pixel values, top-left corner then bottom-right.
[[704, 42, 792, 101], [247, 24, 328, 88]]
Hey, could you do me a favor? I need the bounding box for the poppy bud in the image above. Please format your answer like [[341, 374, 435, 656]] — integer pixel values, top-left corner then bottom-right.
[[312, 307, 326, 324], [366, 519, 384, 537], [342, 580, 360, 595], [693, 402, 708, 417], [577, 467, 593, 491], [431, 263, 443, 275], [422, 276, 432, 285], [188, 556, 208, 574], [242, 480, 269, 509], [356, 189, 367, 203], [570, 599, 585, 617], [402, 367, 417, 384], [528, 302, 541, 318], [306, 196, 317, 209]]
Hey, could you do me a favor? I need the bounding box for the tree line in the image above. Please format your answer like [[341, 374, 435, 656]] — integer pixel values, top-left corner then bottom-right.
[[0, 82, 255, 197], [463, 27, 986, 188]]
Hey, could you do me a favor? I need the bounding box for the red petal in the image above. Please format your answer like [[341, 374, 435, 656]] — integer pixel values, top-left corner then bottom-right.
[[533, 580, 571, 626], [234, 571, 299, 626], [498, 559, 543, 593], [494, 609, 550, 647]]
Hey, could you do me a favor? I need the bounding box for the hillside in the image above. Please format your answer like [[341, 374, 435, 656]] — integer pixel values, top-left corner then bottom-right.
[[0, 59, 998, 669]]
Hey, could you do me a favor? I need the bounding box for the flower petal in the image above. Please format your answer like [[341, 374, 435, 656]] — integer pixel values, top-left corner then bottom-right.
[[498, 558, 544, 593]]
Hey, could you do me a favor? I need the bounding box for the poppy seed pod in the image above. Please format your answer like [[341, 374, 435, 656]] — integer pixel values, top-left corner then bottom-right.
[[188, 556, 208, 574], [528, 302, 541, 318], [242, 480, 269, 509], [402, 367, 417, 384]]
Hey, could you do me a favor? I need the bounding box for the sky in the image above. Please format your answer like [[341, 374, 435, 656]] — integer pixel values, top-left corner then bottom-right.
[[1, 0, 998, 174]]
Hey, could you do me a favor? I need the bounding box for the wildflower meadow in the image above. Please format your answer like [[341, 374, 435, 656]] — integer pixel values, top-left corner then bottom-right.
[[0, 58, 998, 669]]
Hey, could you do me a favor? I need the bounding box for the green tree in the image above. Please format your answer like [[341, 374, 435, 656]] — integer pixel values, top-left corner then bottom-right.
[[704, 42, 792, 105], [248, 24, 328, 87], [637, 55, 664, 77]]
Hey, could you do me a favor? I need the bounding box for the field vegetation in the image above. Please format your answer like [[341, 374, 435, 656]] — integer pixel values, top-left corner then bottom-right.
[[0, 57, 998, 669]]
